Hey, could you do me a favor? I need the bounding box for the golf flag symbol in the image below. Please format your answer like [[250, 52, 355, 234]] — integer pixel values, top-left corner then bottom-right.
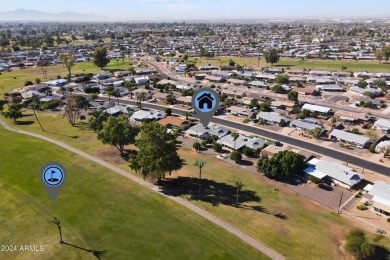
[[40, 162, 67, 200]]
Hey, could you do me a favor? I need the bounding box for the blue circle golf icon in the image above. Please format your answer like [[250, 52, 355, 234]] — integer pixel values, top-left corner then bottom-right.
[[42, 165, 64, 186], [194, 90, 217, 113]]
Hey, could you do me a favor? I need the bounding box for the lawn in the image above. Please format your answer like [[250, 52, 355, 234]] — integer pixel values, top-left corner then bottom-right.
[[0, 59, 134, 94], [186, 56, 390, 73], [0, 126, 267, 260], [2, 111, 390, 259]]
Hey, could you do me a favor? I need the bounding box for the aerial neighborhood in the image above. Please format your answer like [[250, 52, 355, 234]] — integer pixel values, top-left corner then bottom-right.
[[1, 18, 390, 260]]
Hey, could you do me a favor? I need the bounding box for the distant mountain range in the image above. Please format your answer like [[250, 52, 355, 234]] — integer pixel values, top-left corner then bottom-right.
[[0, 9, 105, 21]]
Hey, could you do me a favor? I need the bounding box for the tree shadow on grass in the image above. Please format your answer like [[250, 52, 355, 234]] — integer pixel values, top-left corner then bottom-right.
[[373, 245, 390, 259], [159, 177, 288, 219], [15, 120, 34, 125]]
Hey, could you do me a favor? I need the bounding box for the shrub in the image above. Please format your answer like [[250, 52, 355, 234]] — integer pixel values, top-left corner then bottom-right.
[[243, 118, 250, 123], [352, 128, 360, 134], [369, 147, 376, 153], [24, 81, 33, 86], [230, 151, 242, 163], [213, 143, 222, 152], [201, 140, 208, 147], [192, 142, 201, 151], [387, 218, 390, 223], [242, 147, 255, 157], [357, 204, 367, 210], [308, 175, 321, 184]]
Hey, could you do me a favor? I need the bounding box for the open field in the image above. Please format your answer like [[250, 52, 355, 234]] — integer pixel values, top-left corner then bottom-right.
[[0, 59, 134, 94], [0, 126, 267, 260], [187, 56, 390, 73], [3, 110, 390, 259]]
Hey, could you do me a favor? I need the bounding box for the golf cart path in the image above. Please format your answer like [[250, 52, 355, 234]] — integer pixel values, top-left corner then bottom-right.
[[0, 118, 286, 260]]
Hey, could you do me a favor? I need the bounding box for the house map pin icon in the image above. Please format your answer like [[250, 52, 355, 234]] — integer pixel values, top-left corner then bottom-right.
[[192, 88, 220, 127], [40, 162, 67, 201]]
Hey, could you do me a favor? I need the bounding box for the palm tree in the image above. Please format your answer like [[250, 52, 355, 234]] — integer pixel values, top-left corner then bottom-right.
[[184, 111, 191, 120], [59, 86, 66, 96], [310, 127, 322, 139], [235, 180, 244, 207], [194, 160, 206, 180], [51, 217, 63, 243], [231, 132, 240, 150], [137, 92, 146, 109]]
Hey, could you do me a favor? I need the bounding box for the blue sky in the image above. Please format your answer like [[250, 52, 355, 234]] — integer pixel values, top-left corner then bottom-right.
[[2, 0, 390, 20]]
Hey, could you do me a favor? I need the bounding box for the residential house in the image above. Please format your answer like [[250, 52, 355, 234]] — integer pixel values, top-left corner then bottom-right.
[[227, 106, 254, 118], [375, 140, 390, 153], [355, 98, 385, 108], [304, 158, 364, 190], [217, 134, 265, 151], [330, 129, 370, 148], [350, 87, 380, 97], [257, 112, 289, 125], [302, 103, 332, 115], [130, 110, 166, 123], [374, 119, 390, 133], [175, 96, 192, 106], [315, 84, 344, 92], [158, 116, 190, 130], [290, 119, 325, 133], [364, 182, 390, 216]]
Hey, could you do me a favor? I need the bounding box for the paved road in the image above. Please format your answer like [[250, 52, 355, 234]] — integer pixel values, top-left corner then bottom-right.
[[144, 59, 390, 120], [103, 96, 389, 175], [0, 118, 285, 260]]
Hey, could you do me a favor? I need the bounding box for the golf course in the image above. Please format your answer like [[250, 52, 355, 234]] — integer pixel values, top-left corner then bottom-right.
[[0, 126, 267, 260]]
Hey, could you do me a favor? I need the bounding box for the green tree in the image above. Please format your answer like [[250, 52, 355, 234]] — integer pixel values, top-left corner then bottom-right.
[[213, 142, 222, 152], [184, 111, 191, 120], [276, 74, 289, 84], [230, 151, 242, 163], [93, 46, 110, 70], [193, 141, 201, 151], [272, 84, 285, 94], [357, 80, 368, 88], [0, 100, 4, 113], [3, 103, 23, 123], [375, 50, 383, 63], [363, 91, 375, 98], [231, 132, 240, 150], [383, 46, 390, 63], [88, 109, 109, 132], [259, 102, 272, 112], [345, 229, 376, 260], [129, 122, 182, 180], [242, 147, 255, 157], [309, 127, 323, 139], [265, 49, 279, 65], [59, 53, 75, 78], [164, 108, 172, 116], [279, 119, 288, 127], [98, 115, 140, 156], [287, 91, 298, 102], [89, 93, 99, 101], [229, 59, 235, 66], [137, 92, 146, 109], [257, 150, 306, 180], [35, 78, 41, 84], [194, 160, 206, 180], [234, 180, 244, 207]]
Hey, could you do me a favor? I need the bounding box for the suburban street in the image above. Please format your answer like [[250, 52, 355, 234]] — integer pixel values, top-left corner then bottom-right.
[[97, 95, 390, 175]]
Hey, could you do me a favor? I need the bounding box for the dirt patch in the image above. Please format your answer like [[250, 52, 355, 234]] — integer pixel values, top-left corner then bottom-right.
[[94, 146, 128, 164]]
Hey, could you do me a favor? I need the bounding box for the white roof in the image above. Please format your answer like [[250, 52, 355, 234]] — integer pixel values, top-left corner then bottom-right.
[[257, 112, 288, 123], [302, 103, 331, 113], [304, 158, 364, 187], [369, 182, 390, 206], [374, 119, 390, 130], [330, 129, 370, 146]]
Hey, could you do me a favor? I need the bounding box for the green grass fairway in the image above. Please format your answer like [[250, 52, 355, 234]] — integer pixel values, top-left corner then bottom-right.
[[187, 56, 390, 73], [3, 111, 390, 259], [0, 127, 268, 260]]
